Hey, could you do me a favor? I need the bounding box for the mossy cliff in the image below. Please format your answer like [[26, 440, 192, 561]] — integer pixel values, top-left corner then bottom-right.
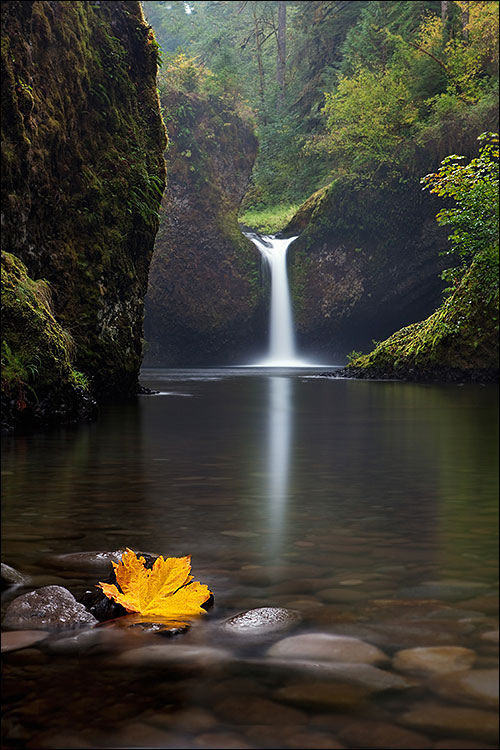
[[144, 79, 262, 366], [345, 247, 499, 382], [285, 119, 498, 364], [1, 0, 166, 429], [1, 252, 96, 430]]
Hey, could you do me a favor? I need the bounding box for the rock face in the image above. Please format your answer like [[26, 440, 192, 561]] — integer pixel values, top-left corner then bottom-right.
[[144, 85, 264, 366], [284, 117, 498, 364], [1, 1, 166, 429]]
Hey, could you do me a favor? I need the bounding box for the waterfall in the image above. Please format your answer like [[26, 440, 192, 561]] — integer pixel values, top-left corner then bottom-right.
[[248, 234, 306, 367]]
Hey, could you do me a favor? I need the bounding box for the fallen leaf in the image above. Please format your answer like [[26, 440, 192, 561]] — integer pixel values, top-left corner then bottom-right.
[[98, 548, 212, 620]]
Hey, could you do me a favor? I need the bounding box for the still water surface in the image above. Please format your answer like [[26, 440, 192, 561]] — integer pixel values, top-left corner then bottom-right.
[[2, 369, 498, 748]]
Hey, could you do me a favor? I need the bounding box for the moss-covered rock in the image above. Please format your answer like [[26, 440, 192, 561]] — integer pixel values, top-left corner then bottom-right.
[[143, 86, 263, 366], [344, 247, 499, 382], [1, 252, 96, 431], [1, 1, 166, 406]]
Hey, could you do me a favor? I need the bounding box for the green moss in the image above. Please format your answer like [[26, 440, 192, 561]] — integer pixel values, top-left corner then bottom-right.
[[348, 247, 499, 378], [239, 203, 302, 235], [1, 251, 92, 426]]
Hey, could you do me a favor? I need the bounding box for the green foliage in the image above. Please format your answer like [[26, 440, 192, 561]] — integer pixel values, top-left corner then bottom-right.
[[421, 132, 499, 283]]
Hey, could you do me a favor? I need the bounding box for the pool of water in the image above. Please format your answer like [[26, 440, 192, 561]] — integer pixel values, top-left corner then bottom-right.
[[2, 369, 498, 748]]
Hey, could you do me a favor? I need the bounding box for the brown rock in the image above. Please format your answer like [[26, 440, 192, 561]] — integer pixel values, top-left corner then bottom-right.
[[392, 646, 477, 676], [267, 632, 389, 665], [429, 669, 499, 709], [275, 680, 369, 709], [214, 695, 306, 725], [1, 630, 48, 652], [399, 703, 499, 743], [336, 718, 433, 749]]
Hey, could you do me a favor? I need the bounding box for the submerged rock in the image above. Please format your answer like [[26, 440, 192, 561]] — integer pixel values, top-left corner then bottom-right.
[[429, 669, 499, 710], [266, 632, 389, 665], [1, 630, 49, 653], [3, 585, 97, 631], [399, 703, 499, 743], [393, 646, 477, 676], [41, 550, 126, 574], [218, 607, 302, 642], [1, 562, 29, 588]]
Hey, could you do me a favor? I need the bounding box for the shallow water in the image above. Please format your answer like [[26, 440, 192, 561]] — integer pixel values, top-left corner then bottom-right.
[[2, 369, 498, 749]]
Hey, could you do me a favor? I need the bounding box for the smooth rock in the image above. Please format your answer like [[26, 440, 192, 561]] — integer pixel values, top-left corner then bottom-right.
[[480, 630, 499, 643], [336, 718, 433, 749], [399, 703, 499, 743], [219, 607, 302, 641], [115, 643, 233, 669], [40, 550, 126, 573], [214, 695, 306, 725], [2, 586, 97, 631], [393, 646, 477, 676], [398, 580, 488, 601], [195, 732, 252, 749], [267, 632, 389, 665], [1, 563, 29, 587], [1, 630, 48, 652], [429, 669, 499, 709], [247, 657, 414, 692], [276, 680, 369, 709]]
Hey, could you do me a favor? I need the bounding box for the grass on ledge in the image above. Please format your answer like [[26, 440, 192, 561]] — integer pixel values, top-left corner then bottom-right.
[[239, 203, 301, 235]]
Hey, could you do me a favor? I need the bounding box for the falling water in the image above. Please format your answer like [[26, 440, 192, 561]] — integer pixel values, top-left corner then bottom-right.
[[248, 234, 308, 367]]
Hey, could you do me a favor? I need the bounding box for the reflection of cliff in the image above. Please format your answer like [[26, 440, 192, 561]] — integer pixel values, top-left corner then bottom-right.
[[1, 1, 166, 429], [144, 89, 264, 366]]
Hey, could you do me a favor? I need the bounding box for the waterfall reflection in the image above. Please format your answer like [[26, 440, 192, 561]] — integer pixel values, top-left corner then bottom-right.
[[266, 376, 293, 554]]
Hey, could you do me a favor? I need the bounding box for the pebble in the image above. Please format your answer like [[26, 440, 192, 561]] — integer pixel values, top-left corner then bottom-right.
[[2, 586, 97, 630], [218, 607, 302, 642], [251, 658, 414, 692], [214, 695, 306, 725], [195, 731, 252, 749], [429, 669, 499, 709], [318, 588, 367, 603], [275, 680, 369, 709], [398, 580, 489, 601], [480, 630, 499, 643], [1, 629, 48, 652], [392, 646, 477, 676], [399, 703, 499, 743], [336, 718, 433, 749], [266, 633, 389, 665], [40, 550, 126, 573], [1, 563, 29, 586], [115, 643, 233, 669]]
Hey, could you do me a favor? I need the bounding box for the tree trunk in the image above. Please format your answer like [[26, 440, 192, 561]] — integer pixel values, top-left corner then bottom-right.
[[277, 0, 286, 108], [461, 0, 470, 40], [441, 0, 448, 22], [252, 5, 266, 121]]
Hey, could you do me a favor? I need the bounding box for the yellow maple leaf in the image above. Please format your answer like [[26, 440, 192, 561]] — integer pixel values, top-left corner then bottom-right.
[[98, 548, 212, 620]]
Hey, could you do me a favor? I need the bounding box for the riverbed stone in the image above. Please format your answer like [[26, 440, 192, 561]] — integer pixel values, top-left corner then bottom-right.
[[218, 607, 302, 642], [275, 680, 369, 709], [336, 718, 433, 749], [392, 646, 477, 676], [40, 550, 126, 573], [115, 643, 233, 669], [1, 630, 48, 652], [1, 563, 29, 587], [398, 703, 499, 743], [214, 695, 306, 725], [2, 586, 97, 631], [266, 632, 389, 665], [257, 658, 414, 692], [429, 669, 499, 709], [480, 629, 499, 643], [397, 580, 489, 601]]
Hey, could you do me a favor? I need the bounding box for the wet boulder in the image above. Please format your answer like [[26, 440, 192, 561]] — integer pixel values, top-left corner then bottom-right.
[[3, 585, 97, 631]]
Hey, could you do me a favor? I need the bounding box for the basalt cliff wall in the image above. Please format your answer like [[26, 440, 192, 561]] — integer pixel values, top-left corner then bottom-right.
[[1, 0, 166, 430], [143, 88, 264, 367]]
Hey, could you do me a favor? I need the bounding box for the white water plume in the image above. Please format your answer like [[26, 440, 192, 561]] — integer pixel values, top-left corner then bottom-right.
[[248, 234, 312, 367]]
